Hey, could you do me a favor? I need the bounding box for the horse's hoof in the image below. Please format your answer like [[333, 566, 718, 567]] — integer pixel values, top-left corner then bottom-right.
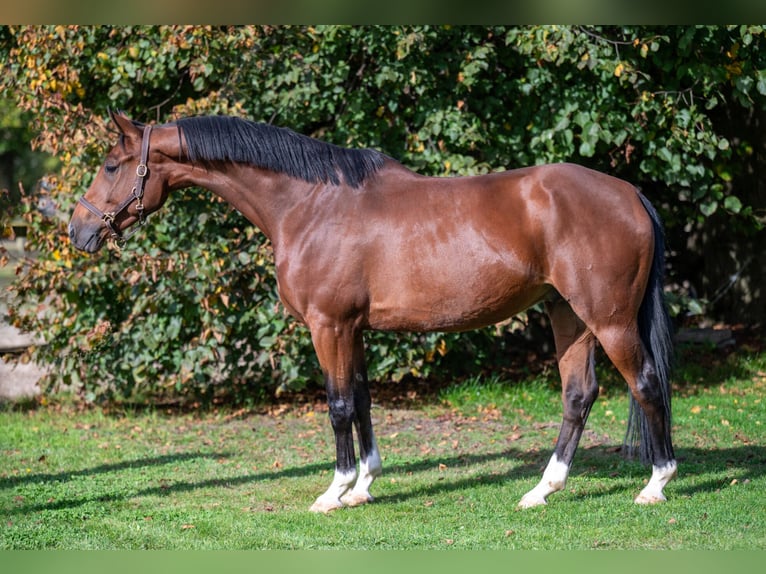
[[309, 497, 344, 513], [634, 492, 667, 505], [342, 492, 374, 507], [517, 494, 547, 509]]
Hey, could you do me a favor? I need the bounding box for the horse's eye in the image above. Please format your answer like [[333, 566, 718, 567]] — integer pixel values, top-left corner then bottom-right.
[[104, 163, 118, 175]]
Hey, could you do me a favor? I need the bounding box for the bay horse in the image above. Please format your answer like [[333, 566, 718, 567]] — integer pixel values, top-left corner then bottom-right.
[[69, 111, 677, 512]]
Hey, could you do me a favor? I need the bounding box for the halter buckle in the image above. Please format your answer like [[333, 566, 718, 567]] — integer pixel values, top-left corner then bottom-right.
[[136, 200, 146, 225]]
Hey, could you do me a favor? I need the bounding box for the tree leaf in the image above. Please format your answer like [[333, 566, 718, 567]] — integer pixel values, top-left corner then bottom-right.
[[724, 195, 743, 213], [700, 201, 718, 217]]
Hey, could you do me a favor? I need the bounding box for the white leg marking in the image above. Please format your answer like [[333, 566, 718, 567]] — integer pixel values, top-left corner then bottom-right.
[[635, 460, 677, 504], [310, 468, 357, 513], [343, 438, 383, 507], [518, 454, 570, 509]]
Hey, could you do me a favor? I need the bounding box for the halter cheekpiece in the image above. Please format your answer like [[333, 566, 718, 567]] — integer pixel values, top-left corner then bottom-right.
[[78, 124, 153, 245]]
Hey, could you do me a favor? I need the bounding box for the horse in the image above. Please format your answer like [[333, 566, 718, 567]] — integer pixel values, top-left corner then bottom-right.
[[69, 111, 677, 512]]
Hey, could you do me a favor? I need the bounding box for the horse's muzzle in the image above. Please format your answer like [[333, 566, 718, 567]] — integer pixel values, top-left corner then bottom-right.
[[68, 220, 104, 253]]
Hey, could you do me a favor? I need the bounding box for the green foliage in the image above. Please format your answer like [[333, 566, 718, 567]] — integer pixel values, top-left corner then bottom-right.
[[1, 25, 765, 403], [0, 98, 59, 207]]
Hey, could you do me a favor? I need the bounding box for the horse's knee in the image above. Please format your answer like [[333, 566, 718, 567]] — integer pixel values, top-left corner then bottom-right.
[[328, 397, 355, 431]]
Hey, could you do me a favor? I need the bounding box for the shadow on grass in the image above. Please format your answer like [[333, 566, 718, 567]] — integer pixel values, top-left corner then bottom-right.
[[0, 452, 234, 490], [1, 447, 332, 515], [3, 440, 764, 515], [3, 447, 531, 515], [378, 444, 766, 505]]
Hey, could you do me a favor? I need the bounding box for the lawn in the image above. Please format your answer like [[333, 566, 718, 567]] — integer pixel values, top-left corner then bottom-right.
[[1, 342, 764, 550]]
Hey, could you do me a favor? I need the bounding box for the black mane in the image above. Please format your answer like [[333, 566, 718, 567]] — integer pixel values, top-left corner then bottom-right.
[[175, 115, 387, 188]]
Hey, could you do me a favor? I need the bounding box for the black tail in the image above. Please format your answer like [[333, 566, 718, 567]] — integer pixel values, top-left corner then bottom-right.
[[624, 191, 674, 464]]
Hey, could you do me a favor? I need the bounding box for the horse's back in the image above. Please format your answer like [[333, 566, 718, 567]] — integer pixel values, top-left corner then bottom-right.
[[284, 161, 654, 333], [357, 163, 647, 331]]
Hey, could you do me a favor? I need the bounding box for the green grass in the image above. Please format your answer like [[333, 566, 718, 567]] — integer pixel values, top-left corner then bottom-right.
[[1, 346, 764, 549]]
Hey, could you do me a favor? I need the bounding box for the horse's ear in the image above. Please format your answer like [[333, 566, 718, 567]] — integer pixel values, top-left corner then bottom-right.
[[108, 109, 141, 138]]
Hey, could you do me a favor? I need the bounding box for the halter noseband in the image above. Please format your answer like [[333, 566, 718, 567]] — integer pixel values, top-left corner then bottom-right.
[[78, 124, 153, 245]]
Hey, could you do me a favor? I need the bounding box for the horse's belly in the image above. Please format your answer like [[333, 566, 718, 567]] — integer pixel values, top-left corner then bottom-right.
[[366, 265, 549, 332]]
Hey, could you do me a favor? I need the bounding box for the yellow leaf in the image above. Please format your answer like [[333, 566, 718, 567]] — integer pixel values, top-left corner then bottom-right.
[[614, 63, 624, 77], [690, 405, 702, 414]]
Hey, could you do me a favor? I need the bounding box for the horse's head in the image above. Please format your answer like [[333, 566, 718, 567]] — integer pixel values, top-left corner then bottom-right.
[[69, 111, 170, 252]]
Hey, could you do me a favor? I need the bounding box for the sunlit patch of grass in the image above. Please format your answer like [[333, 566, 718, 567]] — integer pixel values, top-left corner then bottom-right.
[[1, 348, 764, 549]]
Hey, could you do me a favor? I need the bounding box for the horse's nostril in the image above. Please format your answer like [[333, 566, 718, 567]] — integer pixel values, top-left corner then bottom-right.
[[68, 223, 76, 240]]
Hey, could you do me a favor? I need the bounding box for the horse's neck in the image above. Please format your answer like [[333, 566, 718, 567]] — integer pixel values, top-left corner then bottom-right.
[[173, 162, 309, 243]]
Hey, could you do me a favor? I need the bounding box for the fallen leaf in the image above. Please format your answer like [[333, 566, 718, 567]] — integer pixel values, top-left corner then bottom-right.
[[181, 524, 195, 530]]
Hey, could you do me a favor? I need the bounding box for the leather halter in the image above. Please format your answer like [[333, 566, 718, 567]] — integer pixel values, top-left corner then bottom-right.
[[78, 124, 152, 244]]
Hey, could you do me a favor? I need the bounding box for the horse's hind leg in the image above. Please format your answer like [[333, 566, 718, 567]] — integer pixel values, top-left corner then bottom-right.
[[596, 325, 677, 504], [519, 298, 599, 508]]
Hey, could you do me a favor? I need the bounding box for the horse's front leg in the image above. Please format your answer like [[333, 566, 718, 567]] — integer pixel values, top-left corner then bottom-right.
[[308, 322, 381, 513], [343, 336, 382, 507]]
